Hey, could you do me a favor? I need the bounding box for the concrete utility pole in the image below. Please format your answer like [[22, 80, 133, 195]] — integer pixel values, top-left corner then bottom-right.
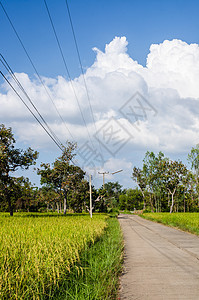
[[89, 174, 92, 218], [98, 171, 109, 189]]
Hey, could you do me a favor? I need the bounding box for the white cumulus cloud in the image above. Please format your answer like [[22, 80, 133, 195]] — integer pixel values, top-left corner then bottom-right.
[[1, 36, 199, 187]]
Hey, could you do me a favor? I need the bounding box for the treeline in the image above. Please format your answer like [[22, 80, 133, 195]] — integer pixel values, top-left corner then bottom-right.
[[1, 124, 199, 215], [0, 124, 133, 215], [132, 150, 199, 213], [0, 124, 110, 215]]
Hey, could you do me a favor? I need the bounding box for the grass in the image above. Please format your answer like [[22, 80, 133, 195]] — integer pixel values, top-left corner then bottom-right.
[[141, 212, 199, 235], [0, 213, 123, 299], [53, 217, 123, 299]]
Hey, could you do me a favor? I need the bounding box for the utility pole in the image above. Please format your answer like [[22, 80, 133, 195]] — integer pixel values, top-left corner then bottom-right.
[[89, 174, 92, 218], [98, 171, 109, 189]]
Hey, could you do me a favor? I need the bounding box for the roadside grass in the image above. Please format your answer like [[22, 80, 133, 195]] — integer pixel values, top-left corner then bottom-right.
[[52, 217, 124, 300], [141, 212, 199, 235]]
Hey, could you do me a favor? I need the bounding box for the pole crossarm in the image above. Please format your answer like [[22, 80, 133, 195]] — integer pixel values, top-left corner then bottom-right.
[[111, 169, 123, 175], [98, 170, 123, 188]]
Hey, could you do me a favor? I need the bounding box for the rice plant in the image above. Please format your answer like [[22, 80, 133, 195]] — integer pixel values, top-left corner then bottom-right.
[[0, 213, 107, 299], [141, 212, 199, 235]]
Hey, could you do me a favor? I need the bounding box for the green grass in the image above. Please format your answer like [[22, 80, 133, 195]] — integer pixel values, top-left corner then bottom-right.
[[141, 212, 199, 235], [0, 213, 123, 299], [53, 217, 123, 299]]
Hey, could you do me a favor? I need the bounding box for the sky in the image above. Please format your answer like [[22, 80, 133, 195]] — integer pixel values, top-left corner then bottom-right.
[[0, 0, 199, 189]]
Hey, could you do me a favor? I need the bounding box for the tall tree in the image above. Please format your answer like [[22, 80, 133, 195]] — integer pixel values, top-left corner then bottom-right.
[[143, 151, 167, 211], [0, 124, 38, 215], [38, 142, 86, 213], [132, 167, 147, 209], [159, 160, 188, 213], [188, 145, 199, 206]]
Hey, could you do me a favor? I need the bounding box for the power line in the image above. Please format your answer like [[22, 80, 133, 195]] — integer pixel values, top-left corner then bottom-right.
[[0, 70, 63, 152], [43, 0, 70, 81], [43, 0, 94, 148], [65, 0, 104, 156], [0, 0, 74, 142], [0, 1, 102, 170], [0, 54, 63, 149]]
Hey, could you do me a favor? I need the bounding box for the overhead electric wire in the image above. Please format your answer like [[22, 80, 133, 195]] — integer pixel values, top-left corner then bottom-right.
[[0, 70, 63, 151], [64, 0, 104, 158], [43, 0, 94, 149], [0, 54, 63, 149], [0, 0, 74, 141]]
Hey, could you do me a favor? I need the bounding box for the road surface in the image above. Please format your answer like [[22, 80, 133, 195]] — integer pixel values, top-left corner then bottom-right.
[[118, 214, 199, 300]]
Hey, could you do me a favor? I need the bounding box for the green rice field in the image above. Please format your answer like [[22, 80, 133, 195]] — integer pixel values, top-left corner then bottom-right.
[[141, 212, 199, 235]]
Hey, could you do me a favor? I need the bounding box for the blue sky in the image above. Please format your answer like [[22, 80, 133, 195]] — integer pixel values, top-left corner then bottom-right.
[[1, 0, 199, 77], [1, 0, 199, 188]]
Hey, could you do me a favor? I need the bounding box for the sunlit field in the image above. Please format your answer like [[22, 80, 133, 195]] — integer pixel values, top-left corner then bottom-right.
[[141, 213, 199, 235], [0, 213, 108, 299]]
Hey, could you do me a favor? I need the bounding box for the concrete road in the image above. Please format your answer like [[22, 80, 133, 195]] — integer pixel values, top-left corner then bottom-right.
[[118, 214, 199, 300]]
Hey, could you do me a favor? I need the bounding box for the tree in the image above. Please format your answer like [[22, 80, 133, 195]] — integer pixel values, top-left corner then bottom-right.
[[69, 179, 89, 213], [126, 188, 143, 210], [159, 160, 188, 213], [119, 194, 127, 210], [188, 145, 199, 206], [103, 181, 122, 209], [132, 167, 147, 209], [120, 188, 143, 211], [0, 124, 38, 216], [15, 177, 36, 212], [38, 142, 86, 213], [36, 186, 59, 212], [188, 144, 199, 172], [142, 151, 167, 212]]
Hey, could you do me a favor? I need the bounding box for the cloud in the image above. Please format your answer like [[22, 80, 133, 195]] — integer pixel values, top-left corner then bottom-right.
[[145, 39, 199, 98], [1, 36, 199, 187], [90, 36, 143, 78]]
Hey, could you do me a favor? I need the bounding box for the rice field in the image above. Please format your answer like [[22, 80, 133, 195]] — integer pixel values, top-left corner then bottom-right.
[[0, 213, 107, 299], [141, 212, 199, 235]]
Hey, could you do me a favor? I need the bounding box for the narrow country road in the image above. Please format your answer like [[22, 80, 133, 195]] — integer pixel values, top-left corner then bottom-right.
[[118, 214, 199, 300]]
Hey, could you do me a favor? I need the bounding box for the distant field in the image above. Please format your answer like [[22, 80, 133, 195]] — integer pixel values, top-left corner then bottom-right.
[[0, 213, 108, 299], [141, 213, 199, 235]]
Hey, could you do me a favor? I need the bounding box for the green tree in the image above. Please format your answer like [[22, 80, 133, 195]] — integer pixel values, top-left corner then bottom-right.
[[188, 144, 199, 172], [119, 194, 127, 210], [15, 177, 36, 212], [126, 188, 143, 210], [95, 188, 108, 212], [103, 181, 122, 209], [0, 124, 38, 216], [37, 186, 59, 212], [132, 167, 147, 209], [69, 179, 89, 213], [188, 145, 199, 206], [159, 160, 188, 213], [38, 142, 86, 213], [142, 151, 167, 212]]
